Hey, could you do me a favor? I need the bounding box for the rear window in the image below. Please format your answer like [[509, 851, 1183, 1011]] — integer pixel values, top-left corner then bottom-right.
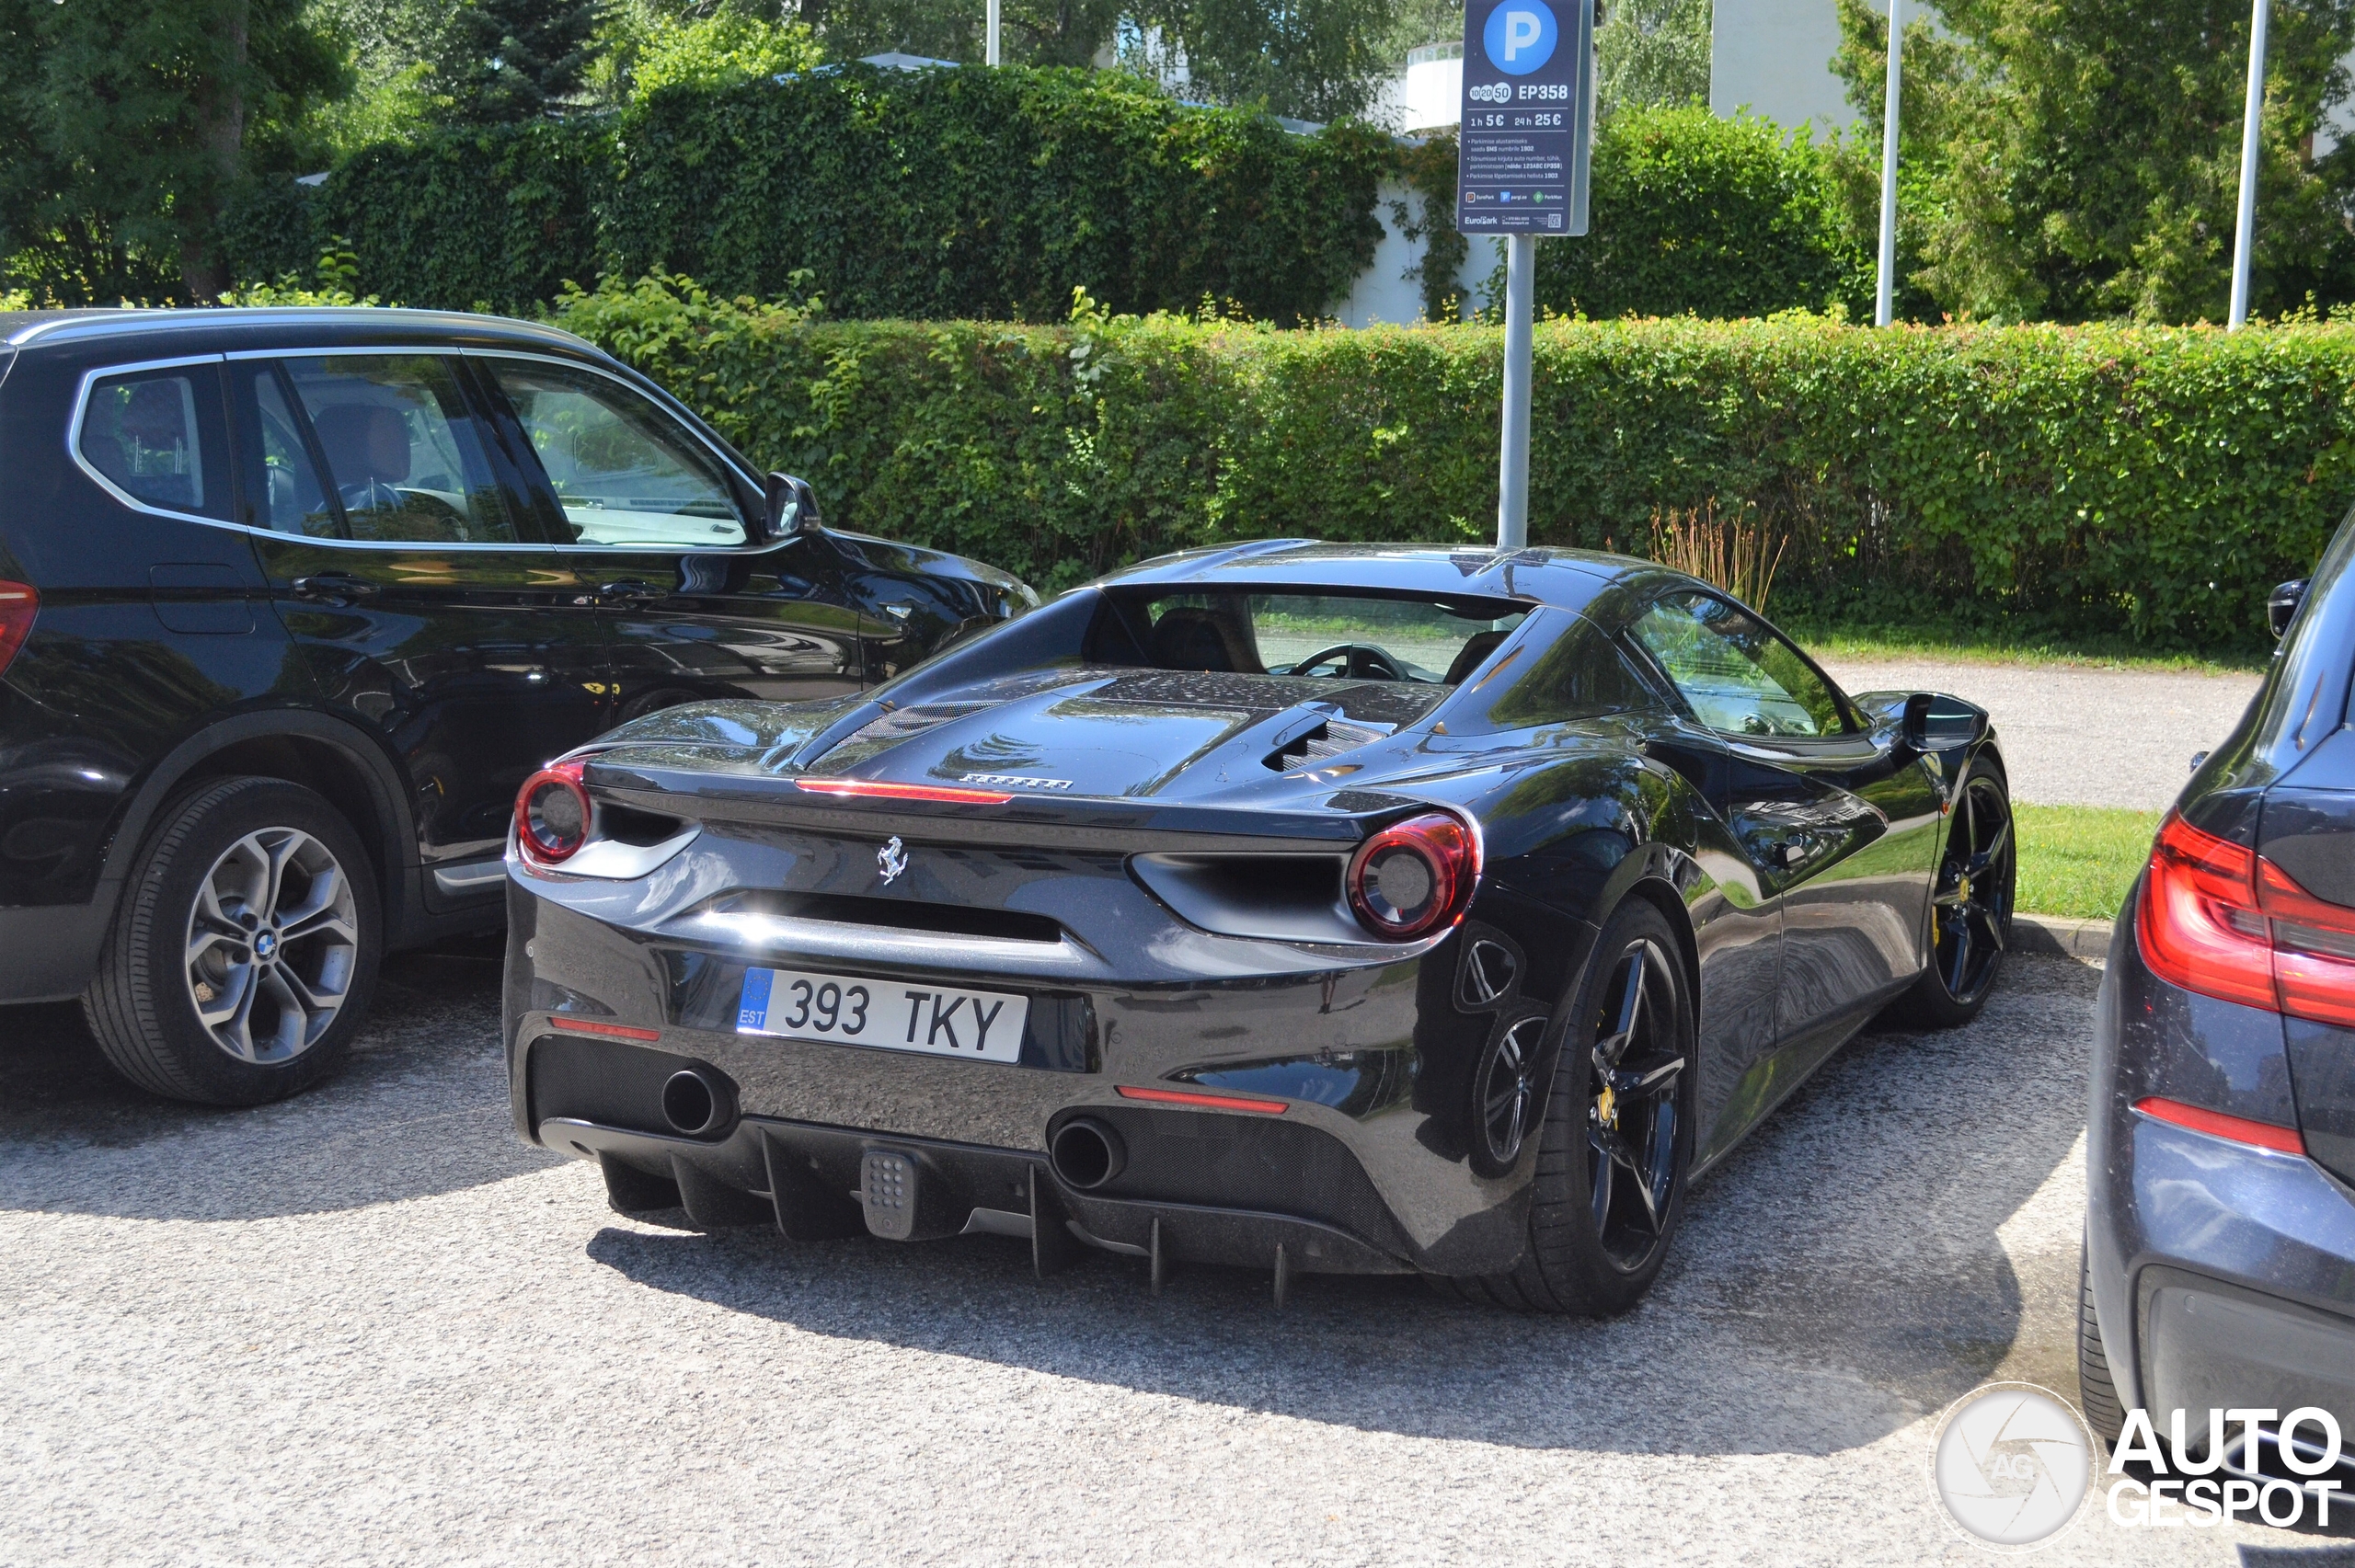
[[77, 364, 230, 520], [1095, 590, 1530, 686]]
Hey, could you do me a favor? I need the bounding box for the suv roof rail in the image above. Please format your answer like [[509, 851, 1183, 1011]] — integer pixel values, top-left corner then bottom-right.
[[3, 306, 594, 353]]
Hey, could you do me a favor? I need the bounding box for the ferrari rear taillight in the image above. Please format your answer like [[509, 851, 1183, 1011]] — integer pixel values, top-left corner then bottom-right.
[[515, 760, 592, 864], [0, 581, 37, 677], [2138, 809, 2355, 1025], [1347, 810, 1478, 941]]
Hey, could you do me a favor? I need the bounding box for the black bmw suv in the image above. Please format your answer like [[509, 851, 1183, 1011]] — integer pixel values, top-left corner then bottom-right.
[[0, 308, 1033, 1105]]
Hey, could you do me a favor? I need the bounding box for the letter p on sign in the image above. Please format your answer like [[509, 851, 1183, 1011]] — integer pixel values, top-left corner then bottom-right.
[[1484, 0, 1558, 72]]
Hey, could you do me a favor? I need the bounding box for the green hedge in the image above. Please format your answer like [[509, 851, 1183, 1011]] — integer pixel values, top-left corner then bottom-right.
[[555, 276, 2355, 651], [1534, 109, 1871, 321], [220, 65, 1390, 321]]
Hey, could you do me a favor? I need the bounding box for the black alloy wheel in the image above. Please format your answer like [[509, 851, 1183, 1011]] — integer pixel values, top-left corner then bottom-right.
[[1901, 763, 2015, 1027], [1584, 939, 1687, 1268], [1472, 1009, 1548, 1173], [1444, 898, 1696, 1315]]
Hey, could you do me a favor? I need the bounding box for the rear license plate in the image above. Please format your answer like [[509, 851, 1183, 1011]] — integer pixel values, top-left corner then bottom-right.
[[736, 967, 1028, 1063]]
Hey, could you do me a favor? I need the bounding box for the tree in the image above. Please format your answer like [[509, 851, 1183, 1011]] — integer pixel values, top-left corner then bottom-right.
[[1132, 0, 1406, 120], [595, 7, 821, 97], [1832, 0, 2355, 323], [430, 0, 605, 121], [1595, 0, 1708, 116], [2, 0, 345, 303], [788, 0, 1124, 67]]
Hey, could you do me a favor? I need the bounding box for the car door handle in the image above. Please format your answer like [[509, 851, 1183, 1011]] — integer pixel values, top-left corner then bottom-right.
[[596, 579, 666, 605], [290, 573, 381, 604]]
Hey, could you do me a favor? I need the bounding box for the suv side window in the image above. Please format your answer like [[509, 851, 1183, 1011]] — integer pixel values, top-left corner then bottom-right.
[[1628, 590, 1850, 738], [232, 363, 339, 536], [77, 363, 231, 521], [477, 358, 749, 548], [277, 356, 522, 544]]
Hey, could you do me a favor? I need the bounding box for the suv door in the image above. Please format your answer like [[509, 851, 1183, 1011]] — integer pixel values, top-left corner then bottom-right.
[[228, 351, 610, 909], [1626, 590, 1941, 1061], [468, 354, 867, 720]]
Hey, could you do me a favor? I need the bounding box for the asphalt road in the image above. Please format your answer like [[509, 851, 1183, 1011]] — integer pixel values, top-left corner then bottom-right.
[[9, 944, 2352, 1564], [1819, 659, 2265, 812]]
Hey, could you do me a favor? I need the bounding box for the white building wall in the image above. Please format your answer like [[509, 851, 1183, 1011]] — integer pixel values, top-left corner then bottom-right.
[[1334, 180, 1504, 326], [1369, 50, 1465, 133], [1708, 0, 1873, 133]]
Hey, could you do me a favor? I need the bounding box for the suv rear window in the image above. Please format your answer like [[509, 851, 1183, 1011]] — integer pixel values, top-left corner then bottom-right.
[[78, 365, 229, 520]]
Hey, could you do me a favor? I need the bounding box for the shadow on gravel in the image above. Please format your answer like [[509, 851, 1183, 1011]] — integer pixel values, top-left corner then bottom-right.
[[584, 958, 2100, 1459], [0, 938, 561, 1220]]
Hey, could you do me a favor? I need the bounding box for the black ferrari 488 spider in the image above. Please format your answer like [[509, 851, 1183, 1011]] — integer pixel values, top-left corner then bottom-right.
[[503, 541, 2010, 1312]]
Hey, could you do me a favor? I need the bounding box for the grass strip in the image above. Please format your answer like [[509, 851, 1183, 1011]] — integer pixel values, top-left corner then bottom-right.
[[1785, 620, 2266, 676], [2012, 804, 2162, 921]]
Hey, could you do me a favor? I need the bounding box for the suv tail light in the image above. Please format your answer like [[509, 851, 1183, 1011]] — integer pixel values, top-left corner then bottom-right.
[[515, 761, 592, 864], [2139, 809, 2355, 1025], [0, 581, 37, 677], [1347, 811, 1479, 940]]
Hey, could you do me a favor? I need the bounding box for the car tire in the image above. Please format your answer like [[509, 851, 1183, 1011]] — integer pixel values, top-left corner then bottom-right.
[[82, 776, 381, 1106], [1895, 759, 2015, 1030], [2076, 1236, 2126, 1448], [1443, 898, 1697, 1315]]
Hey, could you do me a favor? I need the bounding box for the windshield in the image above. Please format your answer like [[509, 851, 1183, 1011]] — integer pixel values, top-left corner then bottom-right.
[[1097, 590, 1530, 685]]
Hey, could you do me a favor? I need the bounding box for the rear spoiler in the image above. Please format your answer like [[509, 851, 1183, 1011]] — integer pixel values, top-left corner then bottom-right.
[[583, 753, 1415, 856]]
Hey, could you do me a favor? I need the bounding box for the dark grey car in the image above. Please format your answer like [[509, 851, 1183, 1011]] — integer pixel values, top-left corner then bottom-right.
[[2084, 507, 2355, 1502]]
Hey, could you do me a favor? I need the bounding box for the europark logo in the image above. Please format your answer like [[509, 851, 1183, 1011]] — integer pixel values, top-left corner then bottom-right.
[[1926, 1382, 2348, 1551]]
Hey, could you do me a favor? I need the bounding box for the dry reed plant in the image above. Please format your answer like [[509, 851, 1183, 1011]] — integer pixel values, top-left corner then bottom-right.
[[1648, 501, 1787, 613]]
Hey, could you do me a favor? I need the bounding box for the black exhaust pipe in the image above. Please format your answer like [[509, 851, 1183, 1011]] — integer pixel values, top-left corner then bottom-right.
[[661, 1069, 727, 1137], [1050, 1117, 1126, 1189]]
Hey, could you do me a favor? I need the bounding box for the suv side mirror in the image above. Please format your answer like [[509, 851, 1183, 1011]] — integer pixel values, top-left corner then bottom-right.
[[765, 473, 823, 539], [2269, 578, 2308, 639]]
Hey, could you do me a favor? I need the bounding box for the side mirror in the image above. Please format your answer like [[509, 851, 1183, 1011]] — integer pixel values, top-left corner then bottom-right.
[[1899, 692, 1988, 751], [1900, 692, 1934, 751], [764, 473, 823, 539], [2269, 578, 2308, 639]]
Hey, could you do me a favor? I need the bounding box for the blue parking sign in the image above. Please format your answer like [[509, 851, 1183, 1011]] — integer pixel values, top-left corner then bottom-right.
[[1457, 0, 1593, 235]]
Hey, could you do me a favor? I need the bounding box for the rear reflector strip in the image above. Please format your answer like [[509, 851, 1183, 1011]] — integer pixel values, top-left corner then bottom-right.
[[794, 778, 1014, 805], [1116, 1084, 1287, 1114], [2132, 1095, 2306, 1156], [548, 1015, 662, 1042]]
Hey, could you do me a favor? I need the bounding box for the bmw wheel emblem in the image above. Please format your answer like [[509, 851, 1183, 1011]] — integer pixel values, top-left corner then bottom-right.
[[877, 836, 908, 884]]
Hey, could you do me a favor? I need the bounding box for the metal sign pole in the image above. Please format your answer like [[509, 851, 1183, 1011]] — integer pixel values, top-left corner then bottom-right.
[[2229, 0, 2269, 328], [986, 0, 1002, 65], [1499, 235, 1536, 548], [1458, 0, 1593, 551], [1876, 0, 1901, 327]]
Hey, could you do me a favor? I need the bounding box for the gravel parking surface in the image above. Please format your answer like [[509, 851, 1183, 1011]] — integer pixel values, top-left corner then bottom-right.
[[1819, 660, 2265, 811], [6, 946, 2348, 1565]]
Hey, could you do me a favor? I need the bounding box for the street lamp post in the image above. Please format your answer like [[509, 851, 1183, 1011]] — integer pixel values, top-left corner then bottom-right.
[[1876, 0, 1902, 326], [2229, 0, 2269, 328], [986, 0, 1002, 65]]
